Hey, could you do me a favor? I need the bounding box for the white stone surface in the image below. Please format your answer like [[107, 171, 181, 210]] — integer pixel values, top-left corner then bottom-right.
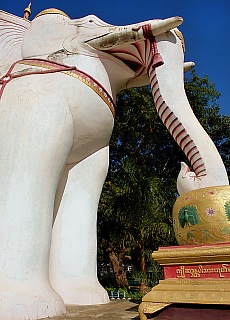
[[50, 147, 110, 305]]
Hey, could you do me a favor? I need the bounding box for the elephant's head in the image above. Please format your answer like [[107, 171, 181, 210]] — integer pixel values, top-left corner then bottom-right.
[[0, 8, 228, 195], [82, 14, 229, 194]]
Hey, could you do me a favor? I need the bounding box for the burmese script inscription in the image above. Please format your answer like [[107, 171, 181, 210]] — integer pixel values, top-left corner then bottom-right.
[[176, 264, 230, 279]]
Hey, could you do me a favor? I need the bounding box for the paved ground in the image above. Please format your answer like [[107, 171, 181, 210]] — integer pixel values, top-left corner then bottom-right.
[[42, 300, 141, 320]]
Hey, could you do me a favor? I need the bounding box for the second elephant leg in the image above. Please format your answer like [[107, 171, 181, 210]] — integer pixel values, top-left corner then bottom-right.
[[49, 146, 110, 305]]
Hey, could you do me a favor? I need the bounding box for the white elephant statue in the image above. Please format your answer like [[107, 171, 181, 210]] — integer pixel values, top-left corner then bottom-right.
[[0, 7, 228, 320]]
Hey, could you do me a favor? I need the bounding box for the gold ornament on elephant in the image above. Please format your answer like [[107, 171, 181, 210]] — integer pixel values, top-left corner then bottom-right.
[[35, 8, 70, 19], [23, 2, 32, 20], [173, 185, 230, 245]]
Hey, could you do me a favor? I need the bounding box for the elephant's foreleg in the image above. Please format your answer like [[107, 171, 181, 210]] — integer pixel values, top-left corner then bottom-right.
[[49, 146, 110, 305], [0, 81, 74, 319]]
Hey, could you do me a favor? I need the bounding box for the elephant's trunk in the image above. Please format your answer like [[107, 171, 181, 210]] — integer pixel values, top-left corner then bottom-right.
[[148, 30, 229, 195], [99, 23, 228, 195]]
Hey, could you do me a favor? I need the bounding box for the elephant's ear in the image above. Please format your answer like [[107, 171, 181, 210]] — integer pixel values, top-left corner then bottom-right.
[[0, 10, 30, 72]]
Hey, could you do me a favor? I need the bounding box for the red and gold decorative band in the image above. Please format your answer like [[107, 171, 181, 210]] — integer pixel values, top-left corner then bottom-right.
[[20, 59, 116, 117], [0, 58, 116, 117]]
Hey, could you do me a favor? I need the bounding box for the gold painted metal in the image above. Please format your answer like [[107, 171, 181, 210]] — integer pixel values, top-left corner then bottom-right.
[[173, 185, 230, 245], [34, 8, 70, 19]]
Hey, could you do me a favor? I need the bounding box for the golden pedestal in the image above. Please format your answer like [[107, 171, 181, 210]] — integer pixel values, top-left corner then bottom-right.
[[139, 243, 230, 319]]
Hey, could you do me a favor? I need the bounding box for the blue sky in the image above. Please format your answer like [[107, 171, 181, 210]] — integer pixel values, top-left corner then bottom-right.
[[1, 0, 230, 115]]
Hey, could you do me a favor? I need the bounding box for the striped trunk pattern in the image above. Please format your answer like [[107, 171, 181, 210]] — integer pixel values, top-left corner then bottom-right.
[[147, 57, 206, 178], [108, 36, 207, 177]]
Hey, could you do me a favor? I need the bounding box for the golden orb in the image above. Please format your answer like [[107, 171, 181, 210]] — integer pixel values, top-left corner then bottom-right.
[[173, 185, 230, 245]]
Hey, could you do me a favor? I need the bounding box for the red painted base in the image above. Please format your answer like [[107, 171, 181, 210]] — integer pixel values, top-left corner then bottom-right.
[[153, 304, 230, 320]]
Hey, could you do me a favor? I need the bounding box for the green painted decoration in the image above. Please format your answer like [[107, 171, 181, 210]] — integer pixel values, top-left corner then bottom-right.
[[178, 205, 198, 228], [224, 201, 230, 222]]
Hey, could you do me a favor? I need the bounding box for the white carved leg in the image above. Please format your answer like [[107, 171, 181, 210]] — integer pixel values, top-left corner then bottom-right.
[[0, 80, 74, 320], [50, 146, 110, 305]]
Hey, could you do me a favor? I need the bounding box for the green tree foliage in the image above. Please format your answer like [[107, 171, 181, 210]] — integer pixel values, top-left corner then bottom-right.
[[108, 85, 185, 184], [185, 70, 230, 174], [99, 159, 176, 272], [98, 70, 230, 287]]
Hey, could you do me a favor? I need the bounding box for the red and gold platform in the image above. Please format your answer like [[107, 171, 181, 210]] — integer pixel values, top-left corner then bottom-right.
[[139, 242, 230, 319]]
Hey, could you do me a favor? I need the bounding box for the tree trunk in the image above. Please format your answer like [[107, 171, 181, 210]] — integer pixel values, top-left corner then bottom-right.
[[140, 245, 146, 272], [138, 244, 148, 294], [109, 250, 128, 288]]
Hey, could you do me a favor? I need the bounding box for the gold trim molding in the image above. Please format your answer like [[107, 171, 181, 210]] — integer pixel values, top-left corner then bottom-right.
[[152, 243, 230, 265], [138, 302, 170, 320], [143, 278, 230, 304], [139, 278, 230, 319]]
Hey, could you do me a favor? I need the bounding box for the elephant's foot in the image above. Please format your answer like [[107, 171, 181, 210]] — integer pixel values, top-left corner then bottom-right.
[[0, 283, 66, 320], [53, 279, 109, 305]]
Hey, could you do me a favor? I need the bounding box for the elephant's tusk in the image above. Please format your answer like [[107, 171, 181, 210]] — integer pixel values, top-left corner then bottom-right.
[[150, 16, 183, 36], [86, 16, 183, 51], [184, 61, 195, 72]]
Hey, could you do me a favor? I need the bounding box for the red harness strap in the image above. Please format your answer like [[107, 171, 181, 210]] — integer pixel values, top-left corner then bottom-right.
[[0, 61, 19, 100], [0, 58, 116, 117], [142, 24, 164, 73]]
